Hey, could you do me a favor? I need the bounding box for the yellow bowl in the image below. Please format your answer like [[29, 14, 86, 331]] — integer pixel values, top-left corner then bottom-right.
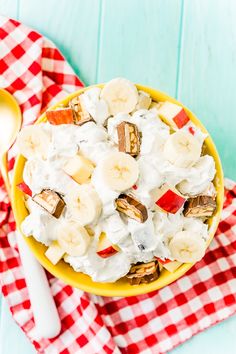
[[11, 84, 224, 297]]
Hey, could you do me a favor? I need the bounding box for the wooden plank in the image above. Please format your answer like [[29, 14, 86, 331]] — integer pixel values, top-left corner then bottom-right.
[[178, 0, 236, 179], [172, 314, 236, 354], [0, 297, 35, 354], [18, 0, 101, 85], [97, 0, 183, 96], [0, 0, 18, 18]]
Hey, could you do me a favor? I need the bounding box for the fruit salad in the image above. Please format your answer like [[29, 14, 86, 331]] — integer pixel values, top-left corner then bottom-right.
[[17, 78, 217, 285]]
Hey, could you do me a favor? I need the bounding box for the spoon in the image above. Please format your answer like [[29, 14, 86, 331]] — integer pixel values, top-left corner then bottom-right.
[[0, 89, 22, 196], [0, 89, 61, 339]]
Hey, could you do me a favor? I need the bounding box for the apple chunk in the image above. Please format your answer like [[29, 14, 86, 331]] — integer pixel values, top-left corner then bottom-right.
[[158, 101, 189, 129], [96, 232, 119, 258], [155, 257, 172, 265], [17, 182, 32, 196], [63, 154, 94, 184], [162, 261, 182, 273], [155, 257, 182, 272], [155, 184, 186, 214], [45, 242, 65, 265], [46, 108, 74, 125]]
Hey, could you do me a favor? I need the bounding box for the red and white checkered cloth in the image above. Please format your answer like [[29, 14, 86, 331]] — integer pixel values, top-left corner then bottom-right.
[[0, 16, 236, 354]]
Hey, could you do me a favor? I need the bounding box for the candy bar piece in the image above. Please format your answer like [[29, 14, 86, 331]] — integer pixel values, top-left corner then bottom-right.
[[126, 261, 159, 285], [155, 184, 186, 214], [183, 195, 216, 218], [46, 108, 74, 125], [69, 95, 94, 126], [115, 194, 148, 223], [158, 101, 189, 129], [63, 154, 94, 184], [33, 189, 65, 218], [201, 142, 208, 156], [117, 122, 141, 156]]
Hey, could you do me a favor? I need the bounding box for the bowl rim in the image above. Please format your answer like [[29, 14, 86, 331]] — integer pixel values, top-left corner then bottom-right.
[[11, 83, 224, 297]]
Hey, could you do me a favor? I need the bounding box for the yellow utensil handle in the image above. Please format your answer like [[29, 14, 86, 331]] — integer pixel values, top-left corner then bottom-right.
[[0, 152, 11, 197]]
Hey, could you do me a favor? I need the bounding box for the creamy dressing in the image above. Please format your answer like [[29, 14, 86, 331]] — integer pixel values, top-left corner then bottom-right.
[[21, 89, 215, 283]]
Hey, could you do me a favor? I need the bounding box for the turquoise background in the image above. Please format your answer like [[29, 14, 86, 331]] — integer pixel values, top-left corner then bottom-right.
[[1, 0, 236, 353]]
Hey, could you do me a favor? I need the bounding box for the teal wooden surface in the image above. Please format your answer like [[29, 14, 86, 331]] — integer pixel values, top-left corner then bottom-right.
[[18, 0, 101, 85], [178, 0, 236, 180], [1, 0, 236, 353], [96, 0, 182, 95]]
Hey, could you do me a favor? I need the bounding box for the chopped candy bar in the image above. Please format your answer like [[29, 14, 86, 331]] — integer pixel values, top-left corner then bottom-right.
[[126, 261, 159, 285], [117, 122, 141, 156], [46, 108, 74, 125], [115, 194, 148, 223], [33, 189, 65, 218], [69, 95, 94, 126], [183, 195, 216, 218], [69, 96, 80, 115], [201, 142, 208, 156]]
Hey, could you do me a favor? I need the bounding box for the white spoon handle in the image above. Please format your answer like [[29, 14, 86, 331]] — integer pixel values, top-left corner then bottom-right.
[[16, 231, 61, 339]]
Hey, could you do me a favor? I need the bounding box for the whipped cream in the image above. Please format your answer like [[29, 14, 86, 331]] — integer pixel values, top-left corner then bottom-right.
[[20, 86, 216, 283], [22, 198, 58, 246], [80, 87, 110, 126], [177, 155, 216, 196]]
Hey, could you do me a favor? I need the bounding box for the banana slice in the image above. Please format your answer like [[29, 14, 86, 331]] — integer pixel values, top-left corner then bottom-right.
[[17, 125, 51, 160], [67, 185, 102, 225], [168, 231, 206, 263], [100, 151, 139, 191], [101, 78, 138, 115], [163, 131, 201, 168], [23, 159, 38, 187], [23, 159, 50, 193], [57, 220, 90, 257]]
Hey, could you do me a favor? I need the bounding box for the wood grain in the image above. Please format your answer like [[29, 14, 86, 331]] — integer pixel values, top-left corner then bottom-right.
[[0, 297, 35, 354], [178, 0, 236, 178], [0, 0, 18, 18], [18, 0, 101, 85], [97, 0, 183, 96]]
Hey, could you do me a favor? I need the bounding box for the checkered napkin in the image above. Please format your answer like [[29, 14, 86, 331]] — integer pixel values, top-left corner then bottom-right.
[[1, 16, 236, 354]]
